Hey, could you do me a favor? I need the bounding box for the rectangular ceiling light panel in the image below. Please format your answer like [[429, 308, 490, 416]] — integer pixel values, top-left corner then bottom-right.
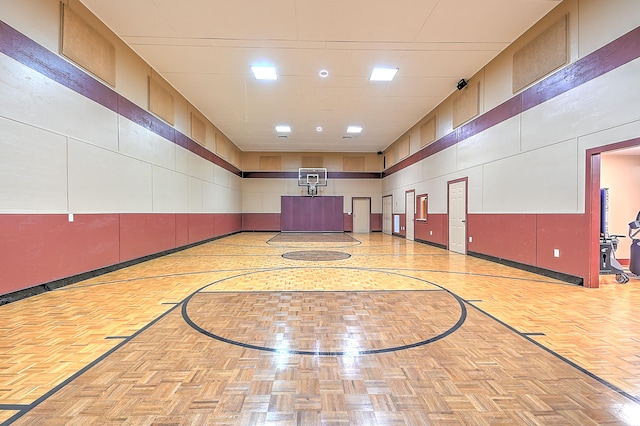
[[370, 67, 398, 81], [252, 66, 278, 80]]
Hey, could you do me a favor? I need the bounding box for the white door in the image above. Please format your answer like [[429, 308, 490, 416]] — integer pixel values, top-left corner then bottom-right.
[[448, 180, 467, 254], [382, 196, 392, 235], [406, 191, 415, 241], [353, 198, 370, 233]]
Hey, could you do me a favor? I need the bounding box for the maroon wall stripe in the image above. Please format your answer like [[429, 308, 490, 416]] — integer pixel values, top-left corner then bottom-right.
[[458, 95, 523, 141], [522, 26, 640, 111], [242, 171, 381, 179], [243, 172, 295, 179], [174, 131, 191, 150], [2, 18, 638, 180], [117, 95, 176, 142], [383, 131, 459, 177], [329, 172, 382, 179], [188, 138, 215, 163], [0, 20, 118, 112], [384, 25, 640, 178], [209, 150, 242, 176], [0, 20, 240, 177]]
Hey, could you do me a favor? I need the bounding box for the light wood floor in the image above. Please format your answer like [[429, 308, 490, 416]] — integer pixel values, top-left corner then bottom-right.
[[1, 232, 640, 425]]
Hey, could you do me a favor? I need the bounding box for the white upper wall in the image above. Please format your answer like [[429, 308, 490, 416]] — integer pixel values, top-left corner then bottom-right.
[[383, 0, 640, 215], [0, 0, 242, 215]]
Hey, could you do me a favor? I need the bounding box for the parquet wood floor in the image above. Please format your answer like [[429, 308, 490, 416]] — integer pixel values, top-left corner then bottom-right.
[[1, 232, 640, 425]]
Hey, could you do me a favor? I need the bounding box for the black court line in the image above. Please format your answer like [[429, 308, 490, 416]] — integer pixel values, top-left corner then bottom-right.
[[181, 267, 466, 356], [4, 265, 637, 424], [65, 264, 564, 291], [184, 265, 640, 405], [464, 301, 640, 405], [0, 303, 183, 426], [198, 289, 445, 294]]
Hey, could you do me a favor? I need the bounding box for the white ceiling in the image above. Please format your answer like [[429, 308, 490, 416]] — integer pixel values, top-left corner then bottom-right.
[[79, 0, 562, 153]]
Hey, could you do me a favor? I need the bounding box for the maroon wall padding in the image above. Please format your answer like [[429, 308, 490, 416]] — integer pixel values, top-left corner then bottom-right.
[[400, 214, 407, 237], [0, 214, 120, 295], [415, 214, 447, 245], [188, 214, 215, 243], [281, 196, 344, 232], [467, 214, 537, 265], [343, 213, 353, 232], [536, 214, 589, 278], [175, 214, 190, 247], [215, 213, 243, 236], [420, 213, 589, 279], [0, 213, 242, 296], [371, 213, 382, 232], [119, 214, 177, 262], [242, 213, 281, 231]]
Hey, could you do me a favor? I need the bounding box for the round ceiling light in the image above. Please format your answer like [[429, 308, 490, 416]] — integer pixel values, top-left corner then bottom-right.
[[318, 69, 329, 78]]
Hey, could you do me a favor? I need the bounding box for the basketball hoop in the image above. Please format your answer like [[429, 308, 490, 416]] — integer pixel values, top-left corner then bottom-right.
[[298, 168, 327, 197]]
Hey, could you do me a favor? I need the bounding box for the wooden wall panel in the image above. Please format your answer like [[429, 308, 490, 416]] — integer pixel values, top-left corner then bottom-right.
[[397, 135, 410, 161], [513, 15, 568, 93], [302, 156, 323, 168], [420, 117, 436, 147], [149, 77, 175, 125], [190, 112, 206, 145], [61, 4, 116, 86], [343, 156, 365, 171], [453, 81, 479, 128], [216, 132, 234, 161], [260, 156, 282, 171]]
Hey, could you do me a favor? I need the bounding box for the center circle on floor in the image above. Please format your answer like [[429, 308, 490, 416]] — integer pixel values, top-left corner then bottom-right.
[[282, 250, 351, 261], [181, 268, 466, 356]]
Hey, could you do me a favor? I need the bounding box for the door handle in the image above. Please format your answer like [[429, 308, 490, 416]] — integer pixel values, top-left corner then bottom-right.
[[461, 220, 466, 223]]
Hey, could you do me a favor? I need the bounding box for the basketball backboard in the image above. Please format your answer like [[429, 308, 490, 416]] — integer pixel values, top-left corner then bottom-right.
[[298, 168, 327, 197]]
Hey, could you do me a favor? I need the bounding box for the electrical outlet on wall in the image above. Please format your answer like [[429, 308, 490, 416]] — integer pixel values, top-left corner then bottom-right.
[[469, 236, 472, 242], [554, 249, 560, 257]]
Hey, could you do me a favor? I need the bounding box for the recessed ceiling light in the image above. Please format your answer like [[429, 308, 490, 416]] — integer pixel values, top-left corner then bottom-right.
[[319, 69, 329, 78], [251, 66, 277, 80], [316, 126, 323, 132], [347, 126, 363, 134], [369, 67, 398, 82], [275, 125, 291, 133]]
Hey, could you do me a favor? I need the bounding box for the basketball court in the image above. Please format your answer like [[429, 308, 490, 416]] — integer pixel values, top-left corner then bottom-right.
[[1, 232, 639, 424]]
